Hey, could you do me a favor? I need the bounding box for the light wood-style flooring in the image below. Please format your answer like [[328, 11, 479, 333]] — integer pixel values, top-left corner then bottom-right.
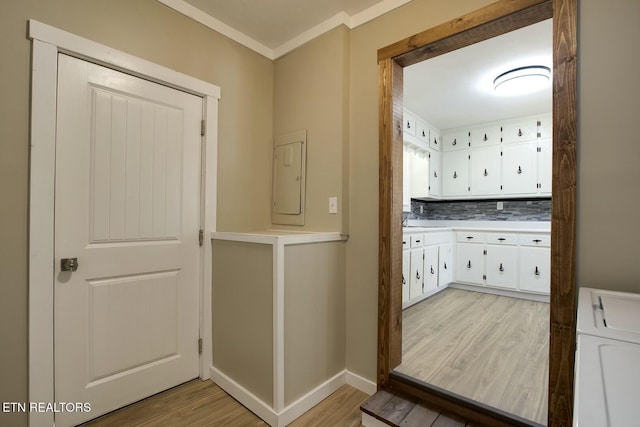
[[396, 288, 549, 425], [81, 379, 368, 427]]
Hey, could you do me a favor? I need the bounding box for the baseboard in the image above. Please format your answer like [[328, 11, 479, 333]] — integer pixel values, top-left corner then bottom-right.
[[346, 371, 377, 395], [449, 282, 550, 303], [210, 367, 372, 427], [209, 366, 278, 426]]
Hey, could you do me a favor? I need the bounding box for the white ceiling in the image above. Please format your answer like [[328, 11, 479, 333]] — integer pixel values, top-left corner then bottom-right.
[[404, 19, 553, 131]]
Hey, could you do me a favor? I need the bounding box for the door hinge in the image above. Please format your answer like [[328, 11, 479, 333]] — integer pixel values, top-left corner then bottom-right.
[[201, 120, 206, 136], [537, 146, 542, 152], [198, 338, 203, 354], [483, 274, 487, 280], [199, 229, 204, 247]]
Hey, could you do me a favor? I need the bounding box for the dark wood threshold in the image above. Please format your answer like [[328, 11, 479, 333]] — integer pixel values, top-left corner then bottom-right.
[[389, 371, 545, 427]]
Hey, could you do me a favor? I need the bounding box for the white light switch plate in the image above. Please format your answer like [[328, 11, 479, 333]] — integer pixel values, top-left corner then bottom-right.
[[329, 197, 337, 214]]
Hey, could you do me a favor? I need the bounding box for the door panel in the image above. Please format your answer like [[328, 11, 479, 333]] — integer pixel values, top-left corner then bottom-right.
[[54, 54, 202, 426]]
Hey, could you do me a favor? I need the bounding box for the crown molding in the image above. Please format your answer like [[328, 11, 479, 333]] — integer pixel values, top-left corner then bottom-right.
[[156, 0, 413, 60]]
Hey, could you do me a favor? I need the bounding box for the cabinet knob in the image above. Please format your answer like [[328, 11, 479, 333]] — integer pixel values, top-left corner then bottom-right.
[[444, 262, 447, 270], [467, 260, 472, 269], [499, 263, 504, 272], [416, 271, 420, 280], [407, 121, 411, 129], [434, 171, 437, 178], [517, 166, 523, 174], [518, 128, 523, 137], [452, 138, 457, 146], [453, 171, 457, 179], [483, 133, 488, 141], [431, 266, 435, 274], [484, 168, 488, 177], [535, 266, 540, 276], [422, 130, 426, 137], [433, 137, 438, 145]]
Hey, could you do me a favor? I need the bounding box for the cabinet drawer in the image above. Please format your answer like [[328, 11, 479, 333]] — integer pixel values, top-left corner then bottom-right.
[[486, 233, 518, 245], [402, 235, 410, 250], [456, 231, 486, 243], [518, 234, 551, 247], [410, 234, 424, 248], [425, 232, 451, 245]]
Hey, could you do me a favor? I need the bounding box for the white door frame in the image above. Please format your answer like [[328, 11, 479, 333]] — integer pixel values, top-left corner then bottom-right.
[[28, 20, 220, 427]]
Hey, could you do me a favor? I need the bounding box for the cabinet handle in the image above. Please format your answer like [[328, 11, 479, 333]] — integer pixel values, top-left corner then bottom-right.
[[499, 263, 504, 272], [466, 236, 474, 240], [444, 262, 447, 270], [498, 237, 506, 241], [533, 239, 542, 243], [453, 138, 457, 146], [407, 121, 411, 129], [431, 266, 435, 274], [518, 128, 523, 137], [483, 133, 488, 141], [535, 266, 540, 276], [434, 171, 437, 178], [415, 240, 421, 243], [434, 137, 438, 145], [517, 166, 523, 174], [422, 130, 426, 137], [483, 168, 488, 177], [453, 171, 457, 179], [416, 271, 421, 280], [402, 275, 406, 285], [467, 260, 472, 269]]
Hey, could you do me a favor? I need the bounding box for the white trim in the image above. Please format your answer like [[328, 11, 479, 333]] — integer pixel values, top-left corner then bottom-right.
[[156, 0, 273, 59], [156, 0, 413, 59], [346, 371, 378, 396], [449, 282, 551, 303], [362, 412, 391, 427], [211, 367, 358, 427], [28, 21, 219, 427], [273, 240, 285, 412]]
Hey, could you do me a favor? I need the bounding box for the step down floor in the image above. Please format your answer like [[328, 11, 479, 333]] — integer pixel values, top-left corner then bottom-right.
[[360, 390, 468, 427]]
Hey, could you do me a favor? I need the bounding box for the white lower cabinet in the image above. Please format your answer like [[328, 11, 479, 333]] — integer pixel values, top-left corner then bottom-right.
[[519, 247, 550, 293], [424, 245, 439, 292], [455, 242, 485, 284], [438, 243, 452, 287], [402, 248, 410, 303], [485, 245, 518, 289], [409, 246, 424, 299]]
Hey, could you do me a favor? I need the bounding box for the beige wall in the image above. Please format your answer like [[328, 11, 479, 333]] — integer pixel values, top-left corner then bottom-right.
[[577, 0, 640, 292], [273, 26, 351, 233], [212, 240, 274, 405], [0, 1, 272, 425], [284, 241, 346, 405]]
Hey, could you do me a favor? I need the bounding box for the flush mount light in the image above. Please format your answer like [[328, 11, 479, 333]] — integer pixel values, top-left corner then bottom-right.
[[493, 65, 551, 96]]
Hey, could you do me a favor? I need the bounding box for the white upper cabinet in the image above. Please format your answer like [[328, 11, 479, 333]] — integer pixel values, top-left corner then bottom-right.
[[442, 130, 469, 151], [416, 119, 429, 143], [502, 116, 538, 144], [429, 127, 441, 151], [470, 125, 501, 147], [409, 150, 429, 199], [470, 146, 502, 196], [502, 143, 538, 195], [428, 150, 441, 198], [403, 110, 417, 136], [442, 150, 470, 197]]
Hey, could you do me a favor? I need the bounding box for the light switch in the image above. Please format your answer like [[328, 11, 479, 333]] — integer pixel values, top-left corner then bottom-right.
[[329, 197, 338, 214]]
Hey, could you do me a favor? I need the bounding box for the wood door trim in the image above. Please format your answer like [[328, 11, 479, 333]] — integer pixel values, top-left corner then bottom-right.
[[376, 1, 578, 426]]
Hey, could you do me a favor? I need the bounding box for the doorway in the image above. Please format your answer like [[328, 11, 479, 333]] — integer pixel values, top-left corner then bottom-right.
[[376, 1, 577, 426]]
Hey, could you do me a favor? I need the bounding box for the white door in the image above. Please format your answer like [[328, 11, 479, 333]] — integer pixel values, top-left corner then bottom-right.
[[54, 54, 202, 426]]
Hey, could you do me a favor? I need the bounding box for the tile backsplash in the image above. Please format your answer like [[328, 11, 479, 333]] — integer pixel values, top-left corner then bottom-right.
[[407, 198, 551, 221]]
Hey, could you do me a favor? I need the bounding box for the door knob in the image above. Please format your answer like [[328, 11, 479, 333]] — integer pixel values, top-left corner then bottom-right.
[[61, 258, 79, 272]]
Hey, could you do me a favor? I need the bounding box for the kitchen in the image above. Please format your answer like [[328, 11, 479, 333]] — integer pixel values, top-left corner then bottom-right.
[[398, 19, 552, 425]]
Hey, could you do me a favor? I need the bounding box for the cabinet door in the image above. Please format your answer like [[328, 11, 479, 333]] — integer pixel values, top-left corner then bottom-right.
[[402, 250, 410, 303], [429, 150, 441, 197], [438, 243, 452, 287], [502, 143, 538, 195], [424, 245, 439, 292], [538, 139, 552, 194], [404, 110, 416, 136], [442, 150, 469, 196], [455, 243, 484, 284], [402, 147, 411, 211], [470, 146, 501, 196], [470, 125, 501, 147], [429, 127, 441, 151], [409, 248, 424, 299], [485, 245, 518, 289], [519, 247, 550, 293], [410, 151, 429, 198], [416, 119, 429, 143], [442, 130, 469, 151], [502, 118, 538, 143]]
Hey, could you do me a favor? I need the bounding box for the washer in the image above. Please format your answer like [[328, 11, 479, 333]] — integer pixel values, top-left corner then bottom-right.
[[574, 287, 640, 426]]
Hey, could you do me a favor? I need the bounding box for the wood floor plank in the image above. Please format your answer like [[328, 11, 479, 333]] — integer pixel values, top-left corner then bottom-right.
[[432, 414, 466, 427], [379, 395, 416, 424], [396, 288, 549, 425], [82, 379, 369, 427], [400, 404, 439, 426]]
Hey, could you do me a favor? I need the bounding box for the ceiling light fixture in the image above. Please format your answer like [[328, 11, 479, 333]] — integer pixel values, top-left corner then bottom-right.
[[493, 65, 551, 96]]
